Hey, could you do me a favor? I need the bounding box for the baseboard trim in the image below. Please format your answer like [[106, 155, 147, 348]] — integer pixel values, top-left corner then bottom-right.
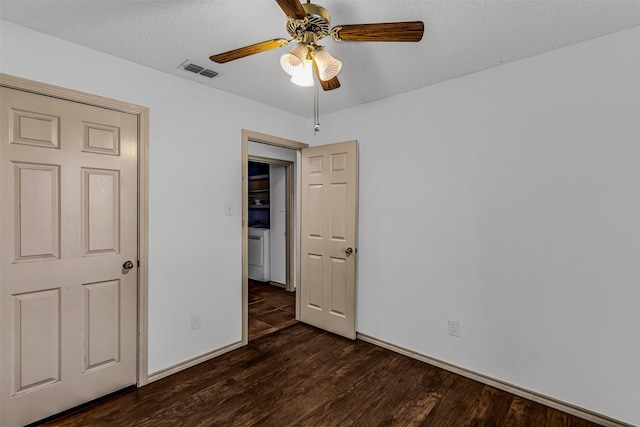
[[356, 333, 633, 427], [146, 340, 244, 384]]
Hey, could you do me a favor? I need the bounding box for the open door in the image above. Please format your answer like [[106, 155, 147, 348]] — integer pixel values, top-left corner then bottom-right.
[[299, 140, 358, 339]]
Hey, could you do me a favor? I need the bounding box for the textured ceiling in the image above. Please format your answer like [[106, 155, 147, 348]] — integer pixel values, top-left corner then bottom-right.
[[1, 0, 639, 118]]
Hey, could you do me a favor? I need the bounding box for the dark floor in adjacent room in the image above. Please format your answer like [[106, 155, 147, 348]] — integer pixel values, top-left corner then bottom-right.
[[248, 279, 296, 341], [40, 322, 602, 427]]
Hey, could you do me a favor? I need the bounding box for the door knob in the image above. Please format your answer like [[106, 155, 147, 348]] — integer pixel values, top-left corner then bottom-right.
[[345, 247, 353, 256], [123, 260, 135, 270]]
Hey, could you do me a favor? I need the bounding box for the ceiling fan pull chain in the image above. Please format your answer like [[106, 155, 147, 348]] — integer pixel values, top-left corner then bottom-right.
[[314, 83, 320, 134]]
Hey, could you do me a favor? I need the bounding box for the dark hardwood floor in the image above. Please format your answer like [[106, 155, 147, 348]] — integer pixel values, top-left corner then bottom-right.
[[40, 323, 602, 427], [248, 280, 296, 341]]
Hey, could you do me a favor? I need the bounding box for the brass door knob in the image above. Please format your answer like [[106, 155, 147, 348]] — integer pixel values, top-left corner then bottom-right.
[[123, 260, 135, 270]]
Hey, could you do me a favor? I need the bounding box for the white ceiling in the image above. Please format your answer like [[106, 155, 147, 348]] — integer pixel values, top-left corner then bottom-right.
[[1, 1, 639, 118]]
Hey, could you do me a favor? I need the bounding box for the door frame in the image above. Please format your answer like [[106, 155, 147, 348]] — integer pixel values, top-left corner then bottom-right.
[[247, 156, 294, 291], [0, 73, 151, 386], [241, 130, 307, 345]]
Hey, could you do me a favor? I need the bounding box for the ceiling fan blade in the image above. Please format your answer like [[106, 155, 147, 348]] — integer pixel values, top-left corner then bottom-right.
[[276, 0, 307, 19], [332, 21, 424, 42], [210, 39, 289, 63], [312, 59, 341, 91], [319, 76, 340, 91]]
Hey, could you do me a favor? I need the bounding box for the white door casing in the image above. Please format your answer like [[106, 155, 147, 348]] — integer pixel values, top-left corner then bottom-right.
[[299, 140, 358, 339], [0, 87, 138, 426]]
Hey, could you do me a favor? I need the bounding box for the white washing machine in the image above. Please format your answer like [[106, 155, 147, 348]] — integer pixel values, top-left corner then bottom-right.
[[248, 228, 270, 282]]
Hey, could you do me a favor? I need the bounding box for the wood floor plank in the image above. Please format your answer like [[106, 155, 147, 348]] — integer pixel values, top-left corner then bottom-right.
[[545, 407, 602, 427], [504, 396, 549, 427], [293, 344, 395, 425], [248, 300, 277, 316], [248, 281, 296, 341], [256, 308, 297, 328], [421, 375, 487, 426], [39, 324, 605, 427], [457, 385, 514, 426]]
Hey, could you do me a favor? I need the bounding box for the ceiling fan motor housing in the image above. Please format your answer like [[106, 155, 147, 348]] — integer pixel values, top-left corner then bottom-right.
[[286, 2, 331, 42]]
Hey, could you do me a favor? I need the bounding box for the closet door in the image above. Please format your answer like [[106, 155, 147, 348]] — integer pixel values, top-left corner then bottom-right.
[[0, 87, 138, 426]]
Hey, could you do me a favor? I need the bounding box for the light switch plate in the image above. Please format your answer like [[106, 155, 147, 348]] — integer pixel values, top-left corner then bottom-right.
[[448, 320, 460, 337]]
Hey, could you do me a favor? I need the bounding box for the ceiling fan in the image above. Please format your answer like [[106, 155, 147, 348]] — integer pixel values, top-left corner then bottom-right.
[[210, 0, 424, 91]]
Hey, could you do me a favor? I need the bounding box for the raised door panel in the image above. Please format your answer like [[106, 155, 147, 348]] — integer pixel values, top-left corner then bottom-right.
[[83, 280, 121, 372], [329, 257, 347, 318], [304, 253, 323, 310], [83, 121, 120, 156], [10, 109, 60, 149], [308, 155, 323, 176], [307, 184, 324, 240], [82, 168, 120, 255], [12, 289, 61, 395], [329, 183, 347, 242], [330, 152, 348, 174], [13, 163, 60, 261]]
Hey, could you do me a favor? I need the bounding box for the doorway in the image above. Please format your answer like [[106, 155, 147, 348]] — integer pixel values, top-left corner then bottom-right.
[[241, 130, 359, 343], [246, 155, 296, 341], [242, 130, 307, 344]]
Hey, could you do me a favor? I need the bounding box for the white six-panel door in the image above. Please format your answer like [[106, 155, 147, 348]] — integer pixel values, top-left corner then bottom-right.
[[299, 140, 358, 339], [0, 87, 138, 426]]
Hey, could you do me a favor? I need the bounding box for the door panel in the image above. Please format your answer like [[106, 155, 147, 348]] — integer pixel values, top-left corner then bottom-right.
[[12, 289, 61, 394], [0, 87, 138, 426], [14, 162, 60, 260], [83, 168, 120, 255], [83, 279, 121, 371], [300, 141, 357, 339]]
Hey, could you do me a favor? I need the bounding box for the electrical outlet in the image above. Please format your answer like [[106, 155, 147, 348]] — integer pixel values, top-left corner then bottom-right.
[[191, 314, 202, 330], [448, 320, 460, 337]]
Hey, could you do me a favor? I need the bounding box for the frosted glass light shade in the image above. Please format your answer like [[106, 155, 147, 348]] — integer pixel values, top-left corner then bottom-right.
[[280, 43, 309, 76], [314, 47, 342, 81], [290, 59, 314, 87]]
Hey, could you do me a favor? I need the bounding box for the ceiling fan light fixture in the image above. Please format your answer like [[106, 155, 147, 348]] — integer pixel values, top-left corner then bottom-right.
[[210, 1, 425, 92], [313, 47, 342, 81], [280, 43, 309, 76], [290, 58, 315, 87]]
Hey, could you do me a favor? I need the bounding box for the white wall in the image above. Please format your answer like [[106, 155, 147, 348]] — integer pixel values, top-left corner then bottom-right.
[[311, 26, 640, 425], [0, 20, 308, 374]]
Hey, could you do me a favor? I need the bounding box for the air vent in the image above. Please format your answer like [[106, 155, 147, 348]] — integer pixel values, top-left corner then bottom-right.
[[199, 69, 219, 78], [184, 63, 204, 74], [178, 60, 220, 79]]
